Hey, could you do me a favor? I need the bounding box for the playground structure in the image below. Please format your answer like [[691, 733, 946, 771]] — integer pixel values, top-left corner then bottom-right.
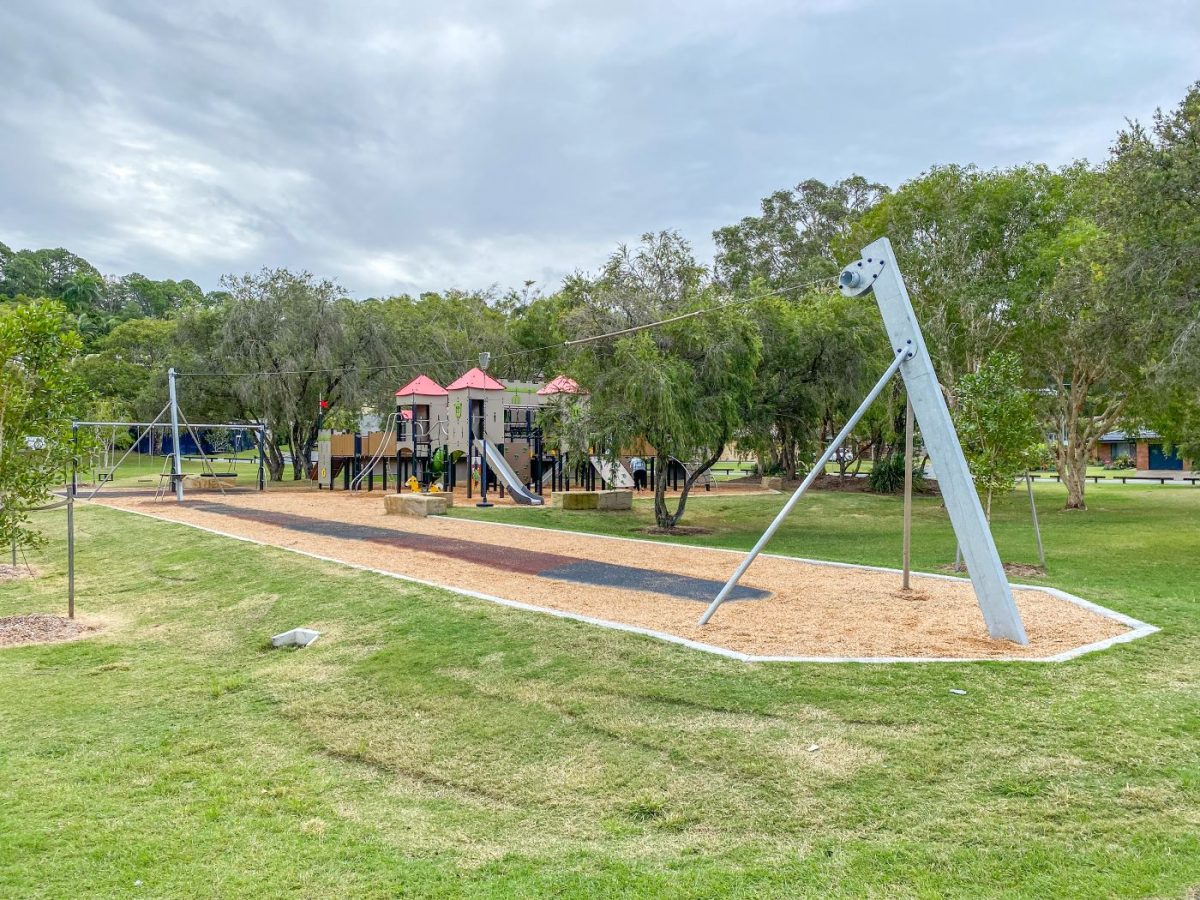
[[315, 368, 704, 504], [56, 239, 1055, 649]]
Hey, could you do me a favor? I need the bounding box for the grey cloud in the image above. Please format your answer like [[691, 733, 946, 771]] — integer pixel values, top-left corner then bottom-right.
[[0, 0, 1196, 296]]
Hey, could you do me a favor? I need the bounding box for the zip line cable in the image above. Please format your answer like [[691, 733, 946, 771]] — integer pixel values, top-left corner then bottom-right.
[[171, 274, 837, 380]]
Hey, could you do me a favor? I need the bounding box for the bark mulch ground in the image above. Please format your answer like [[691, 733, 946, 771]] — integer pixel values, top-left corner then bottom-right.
[[89, 491, 1132, 660], [0, 615, 94, 648]]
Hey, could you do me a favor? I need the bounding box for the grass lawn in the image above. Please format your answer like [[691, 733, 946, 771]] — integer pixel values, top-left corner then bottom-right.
[[1, 483, 1197, 897]]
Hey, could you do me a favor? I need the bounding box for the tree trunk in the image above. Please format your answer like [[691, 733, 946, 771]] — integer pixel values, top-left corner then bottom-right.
[[264, 435, 285, 482], [653, 444, 724, 529], [1059, 443, 1089, 510], [289, 423, 306, 480]]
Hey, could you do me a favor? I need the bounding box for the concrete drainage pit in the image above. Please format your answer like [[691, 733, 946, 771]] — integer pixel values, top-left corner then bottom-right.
[[271, 627, 321, 649]]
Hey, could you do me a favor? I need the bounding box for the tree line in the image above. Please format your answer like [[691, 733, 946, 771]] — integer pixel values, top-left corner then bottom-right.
[[3, 83, 1198, 519]]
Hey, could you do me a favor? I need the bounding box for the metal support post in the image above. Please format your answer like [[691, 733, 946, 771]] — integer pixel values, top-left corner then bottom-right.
[[66, 488, 75, 620], [700, 348, 907, 625], [257, 428, 266, 490], [1026, 472, 1046, 569], [167, 368, 184, 501], [902, 397, 914, 590]]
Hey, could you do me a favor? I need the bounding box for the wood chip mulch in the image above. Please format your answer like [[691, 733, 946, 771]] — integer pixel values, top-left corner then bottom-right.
[[0, 563, 38, 581], [0, 615, 94, 648]]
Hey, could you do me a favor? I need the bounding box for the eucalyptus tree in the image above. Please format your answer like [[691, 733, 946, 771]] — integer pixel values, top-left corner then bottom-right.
[[1025, 213, 1172, 509], [714, 175, 888, 291], [1107, 83, 1200, 463], [565, 232, 761, 529], [216, 269, 391, 480]]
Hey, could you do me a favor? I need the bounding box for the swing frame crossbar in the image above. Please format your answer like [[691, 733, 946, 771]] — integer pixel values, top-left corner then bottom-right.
[[72, 416, 267, 500]]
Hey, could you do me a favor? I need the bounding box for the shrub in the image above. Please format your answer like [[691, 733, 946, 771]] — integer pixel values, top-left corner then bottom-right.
[[868, 453, 925, 494]]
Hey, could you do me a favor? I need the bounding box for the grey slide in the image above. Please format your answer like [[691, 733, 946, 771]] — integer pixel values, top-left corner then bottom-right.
[[475, 440, 545, 505]]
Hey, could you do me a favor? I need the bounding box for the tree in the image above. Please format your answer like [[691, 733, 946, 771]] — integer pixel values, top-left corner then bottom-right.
[[0, 248, 99, 300], [216, 269, 391, 480], [740, 289, 886, 480], [104, 274, 207, 318], [714, 175, 888, 291], [565, 232, 761, 528], [0, 300, 88, 552], [1106, 83, 1200, 463], [852, 164, 1081, 392], [72, 318, 180, 422], [376, 289, 515, 388], [61, 272, 104, 314], [952, 352, 1042, 518], [1022, 216, 1162, 509]]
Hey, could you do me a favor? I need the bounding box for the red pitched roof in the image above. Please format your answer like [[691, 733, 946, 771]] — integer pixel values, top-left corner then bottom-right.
[[395, 374, 448, 397], [537, 375, 583, 395], [445, 367, 506, 391]]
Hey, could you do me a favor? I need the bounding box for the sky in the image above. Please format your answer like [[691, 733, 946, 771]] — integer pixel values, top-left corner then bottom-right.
[[1, 0, 1197, 298]]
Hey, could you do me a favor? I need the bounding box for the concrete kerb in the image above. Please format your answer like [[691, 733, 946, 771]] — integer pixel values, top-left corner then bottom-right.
[[88, 499, 1159, 664]]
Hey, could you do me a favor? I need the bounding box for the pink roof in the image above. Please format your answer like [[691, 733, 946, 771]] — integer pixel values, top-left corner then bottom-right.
[[395, 374, 448, 397], [537, 375, 583, 396], [445, 367, 506, 391]]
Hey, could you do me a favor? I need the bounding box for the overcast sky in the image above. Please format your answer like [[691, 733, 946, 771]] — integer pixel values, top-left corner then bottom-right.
[[1, 0, 1196, 297]]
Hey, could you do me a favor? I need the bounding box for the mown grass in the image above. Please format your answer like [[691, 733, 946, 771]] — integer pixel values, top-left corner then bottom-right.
[[0, 483, 1198, 897]]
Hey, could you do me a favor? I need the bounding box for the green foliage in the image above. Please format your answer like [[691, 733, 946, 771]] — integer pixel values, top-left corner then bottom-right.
[[714, 175, 888, 290], [1108, 82, 1200, 462], [567, 232, 761, 527], [0, 299, 88, 548], [215, 268, 392, 480], [952, 352, 1042, 502], [742, 289, 888, 479], [867, 451, 924, 494], [0, 247, 99, 301]]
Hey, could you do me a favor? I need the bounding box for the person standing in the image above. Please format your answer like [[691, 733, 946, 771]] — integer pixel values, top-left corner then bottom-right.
[[630, 455, 647, 492]]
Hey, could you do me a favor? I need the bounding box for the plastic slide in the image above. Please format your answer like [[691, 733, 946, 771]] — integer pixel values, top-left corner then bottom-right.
[[475, 440, 545, 505], [589, 456, 635, 488]]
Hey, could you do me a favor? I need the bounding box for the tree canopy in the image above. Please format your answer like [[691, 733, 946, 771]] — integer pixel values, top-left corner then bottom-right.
[[4, 81, 1199, 516]]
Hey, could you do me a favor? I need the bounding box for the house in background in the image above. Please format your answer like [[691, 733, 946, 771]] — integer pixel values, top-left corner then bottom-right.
[[1095, 430, 1194, 472]]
